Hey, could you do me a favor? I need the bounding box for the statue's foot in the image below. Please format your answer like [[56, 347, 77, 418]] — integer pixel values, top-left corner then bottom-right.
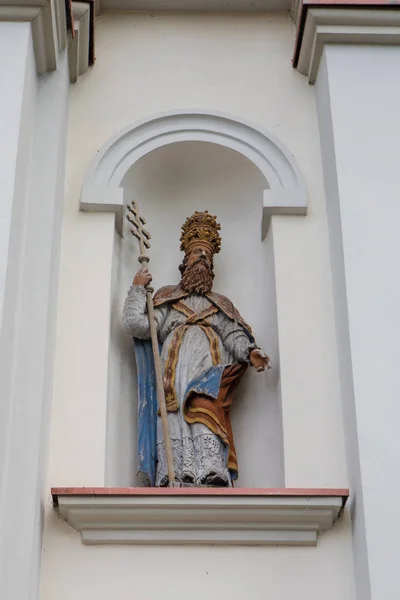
[[158, 475, 170, 487], [158, 474, 182, 487], [200, 470, 230, 487], [182, 471, 195, 484]]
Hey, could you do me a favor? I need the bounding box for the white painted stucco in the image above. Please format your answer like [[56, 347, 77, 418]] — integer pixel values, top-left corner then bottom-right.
[[0, 20, 70, 600], [0, 24, 39, 599], [39, 11, 353, 600], [40, 517, 355, 600], [316, 44, 400, 600], [0, 22, 32, 343]]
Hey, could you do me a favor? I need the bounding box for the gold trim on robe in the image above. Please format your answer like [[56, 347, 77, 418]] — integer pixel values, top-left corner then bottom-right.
[[153, 284, 253, 339], [162, 301, 220, 412]]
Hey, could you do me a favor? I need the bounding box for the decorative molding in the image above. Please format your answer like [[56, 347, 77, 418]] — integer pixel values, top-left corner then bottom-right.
[[68, 2, 90, 83], [53, 487, 348, 546], [99, 0, 290, 12], [294, 6, 400, 83], [290, 0, 303, 28], [263, 189, 307, 238], [80, 110, 308, 238], [0, 0, 67, 74], [54, 0, 67, 52]]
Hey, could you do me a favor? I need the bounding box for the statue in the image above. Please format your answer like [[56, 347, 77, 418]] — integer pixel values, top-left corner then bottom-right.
[[123, 208, 271, 487]]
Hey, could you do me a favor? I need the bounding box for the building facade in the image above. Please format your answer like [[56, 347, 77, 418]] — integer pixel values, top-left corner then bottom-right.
[[1, 1, 400, 599]]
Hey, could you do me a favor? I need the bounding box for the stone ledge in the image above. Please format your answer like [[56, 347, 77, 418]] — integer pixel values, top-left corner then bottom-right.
[[52, 487, 348, 546]]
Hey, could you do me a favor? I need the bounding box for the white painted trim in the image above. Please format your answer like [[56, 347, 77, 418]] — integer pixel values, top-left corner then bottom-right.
[[80, 110, 308, 237], [55, 493, 343, 546], [263, 189, 307, 238], [297, 8, 400, 83], [290, 0, 302, 29], [0, 0, 66, 74], [54, 0, 67, 51], [99, 0, 290, 12], [68, 1, 90, 83], [0, 49, 70, 600]]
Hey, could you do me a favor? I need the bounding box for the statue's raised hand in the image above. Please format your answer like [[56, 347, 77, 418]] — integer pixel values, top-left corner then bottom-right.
[[250, 348, 271, 372], [133, 266, 152, 287]]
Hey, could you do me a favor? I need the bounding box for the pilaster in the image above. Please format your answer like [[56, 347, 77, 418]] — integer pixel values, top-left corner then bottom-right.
[[0, 15, 70, 600], [293, 2, 400, 599]]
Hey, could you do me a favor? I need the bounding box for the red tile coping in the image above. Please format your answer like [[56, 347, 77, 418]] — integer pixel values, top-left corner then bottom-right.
[[292, 0, 400, 67], [52, 486, 349, 502]]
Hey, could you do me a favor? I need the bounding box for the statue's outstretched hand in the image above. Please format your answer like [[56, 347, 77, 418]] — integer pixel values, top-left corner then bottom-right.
[[133, 266, 152, 287], [250, 349, 272, 372]]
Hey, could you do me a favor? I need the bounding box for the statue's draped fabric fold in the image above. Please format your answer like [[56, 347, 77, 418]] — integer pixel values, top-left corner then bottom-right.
[[183, 363, 247, 480], [134, 338, 158, 486], [153, 284, 254, 337]]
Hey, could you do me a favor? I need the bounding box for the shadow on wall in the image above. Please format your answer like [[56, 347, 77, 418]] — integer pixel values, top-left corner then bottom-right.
[[106, 140, 284, 488]]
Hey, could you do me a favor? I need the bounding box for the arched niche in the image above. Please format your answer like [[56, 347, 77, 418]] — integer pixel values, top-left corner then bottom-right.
[[80, 110, 307, 238], [80, 110, 308, 488]]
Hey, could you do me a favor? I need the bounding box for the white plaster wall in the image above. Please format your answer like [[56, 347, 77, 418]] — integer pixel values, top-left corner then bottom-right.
[[316, 44, 400, 600], [0, 23, 31, 326], [30, 51, 70, 599], [0, 25, 39, 599], [41, 513, 355, 600], [0, 23, 33, 495], [41, 12, 352, 600], [0, 23, 70, 600]]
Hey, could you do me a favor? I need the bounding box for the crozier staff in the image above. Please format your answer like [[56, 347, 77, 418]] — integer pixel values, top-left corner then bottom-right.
[[125, 200, 175, 485], [123, 210, 270, 487]]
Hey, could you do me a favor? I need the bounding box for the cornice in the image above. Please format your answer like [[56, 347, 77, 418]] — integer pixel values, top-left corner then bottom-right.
[[0, 0, 93, 79], [53, 487, 348, 546], [99, 0, 290, 12], [68, 2, 91, 82], [0, 0, 67, 74], [292, 1, 400, 83]]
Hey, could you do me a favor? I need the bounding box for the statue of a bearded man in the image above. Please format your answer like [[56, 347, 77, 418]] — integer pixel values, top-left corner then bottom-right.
[[123, 211, 270, 487]]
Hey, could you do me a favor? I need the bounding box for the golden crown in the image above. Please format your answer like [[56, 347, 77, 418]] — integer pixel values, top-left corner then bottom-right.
[[180, 211, 222, 255]]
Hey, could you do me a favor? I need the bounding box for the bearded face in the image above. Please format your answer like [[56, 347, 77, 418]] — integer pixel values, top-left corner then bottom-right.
[[180, 246, 214, 294]]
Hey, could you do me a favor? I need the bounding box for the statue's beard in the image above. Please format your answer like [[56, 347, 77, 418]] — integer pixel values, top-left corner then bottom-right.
[[180, 259, 214, 294]]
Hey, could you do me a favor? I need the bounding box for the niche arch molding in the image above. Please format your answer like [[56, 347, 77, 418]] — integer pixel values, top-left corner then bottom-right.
[[80, 109, 307, 237]]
